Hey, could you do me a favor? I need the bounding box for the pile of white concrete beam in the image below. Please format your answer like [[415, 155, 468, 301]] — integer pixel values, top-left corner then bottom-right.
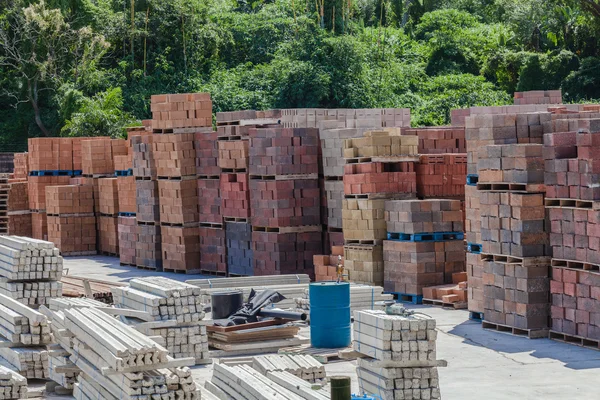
[[205, 363, 330, 400], [295, 284, 392, 317], [0, 236, 63, 307], [353, 310, 442, 400], [112, 277, 209, 364], [48, 297, 107, 311], [0, 347, 48, 379], [0, 293, 52, 346], [42, 306, 201, 399], [0, 365, 27, 399], [252, 354, 326, 383]]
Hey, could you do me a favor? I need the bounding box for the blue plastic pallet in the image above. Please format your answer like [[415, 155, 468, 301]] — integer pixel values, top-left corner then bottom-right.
[[118, 212, 136, 217], [387, 231, 464, 242], [466, 174, 479, 186], [115, 169, 133, 177], [467, 243, 482, 254], [385, 292, 423, 305], [72, 170, 82, 176], [29, 170, 75, 177], [469, 311, 484, 322]]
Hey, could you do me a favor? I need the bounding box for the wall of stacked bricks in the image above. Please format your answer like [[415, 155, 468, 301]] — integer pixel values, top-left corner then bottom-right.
[[12, 153, 29, 180], [383, 200, 465, 295], [314, 246, 344, 281]]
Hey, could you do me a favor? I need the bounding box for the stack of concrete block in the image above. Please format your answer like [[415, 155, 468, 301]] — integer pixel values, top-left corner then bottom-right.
[[353, 310, 441, 400], [479, 192, 548, 257], [279, 108, 410, 129], [343, 129, 418, 159], [253, 231, 322, 276], [135, 180, 160, 223], [344, 244, 384, 286], [197, 178, 222, 223], [97, 178, 119, 255], [383, 200, 465, 296], [150, 92, 212, 131], [225, 221, 253, 276], [343, 162, 416, 196], [199, 226, 226, 275], [158, 179, 199, 225], [162, 226, 200, 273], [218, 139, 248, 170], [324, 180, 344, 229], [416, 154, 467, 198], [221, 172, 250, 219], [28, 176, 71, 241], [136, 224, 162, 270], [0, 366, 27, 399], [81, 138, 115, 176], [45, 185, 96, 256], [514, 90, 562, 105], [320, 127, 371, 177], [27, 138, 73, 172], [477, 144, 544, 185], [465, 184, 484, 315], [342, 199, 386, 242], [12, 153, 28, 180], [112, 277, 209, 364], [152, 134, 197, 178], [195, 132, 220, 177], [131, 135, 157, 178], [6, 181, 31, 237], [0, 236, 63, 308], [402, 126, 466, 154]]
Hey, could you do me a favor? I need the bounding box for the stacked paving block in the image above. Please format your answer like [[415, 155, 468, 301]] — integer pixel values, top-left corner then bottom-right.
[[353, 310, 442, 400], [0, 236, 63, 308], [416, 154, 467, 198], [97, 178, 119, 255], [150, 93, 212, 131], [112, 277, 209, 363], [343, 244, 384, 286], [249, 127, 322, 276], [6, 181, 31, 237], [514, 90, 562, 105], [45, 185, 96, 256], [477, 144, 544, 187], [383, 200, 465, 298], [153, 134, 200, 273]]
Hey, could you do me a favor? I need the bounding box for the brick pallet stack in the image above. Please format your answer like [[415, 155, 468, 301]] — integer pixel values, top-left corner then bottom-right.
[[383, 199, 465, 299], [342, 129, 419, 286], [514, 90, 562, 105], [545, 120, 600, 345], [46, 185, 96, 256], [27, 138, 76, 240], [6, 180, 31, 237], [12, 153, 28, 180], [150, 93, 212, 131], [464, 111, 551, 321], [81, 138, 121, 215], [132, 134, 162, 270], [473, 134, 550, 335], [153, 133, 201, 274], [114, 135, 137, 266], [249, 127, 322, 277], [97, 178, 119, 256]]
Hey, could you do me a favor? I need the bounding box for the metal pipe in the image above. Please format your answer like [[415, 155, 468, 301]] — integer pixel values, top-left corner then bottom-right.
[[258, 308, 308, 321]]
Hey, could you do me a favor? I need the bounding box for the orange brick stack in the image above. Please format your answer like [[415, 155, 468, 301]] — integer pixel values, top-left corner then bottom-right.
[[118, 216, 137, 265], [117, 176, 136, 214], [416, 154, 467, 198], [114, 154, 133, 172], [28, 138, 73, 172], [514, 90, 562, 105], [7, 181, 31, 237], [314, 246, 344, 281], [152, 134, 197, 178], [45, 185, 96, 255], [161, 226, 201, 272], [422, 272, 468, 305], [28, 176, 72, 211], [150, 93, 212, 131], [218, 140, 249, 169], [132, 135, 157, 178], [158, 179, 199, 225], [98, 178, 119, 216], [343, 162, 416, 196], [31, 212, 48, 241], [402, 127, 466, 154], [72, 137, 83, 171], [13, 153, 29, 180], [81, 138, 114, 176]]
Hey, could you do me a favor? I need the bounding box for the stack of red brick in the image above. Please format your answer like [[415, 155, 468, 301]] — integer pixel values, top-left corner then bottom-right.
[[150, 93, 212, 131], [416, 154, 466, 198], [97, 178, 120, 255], [249, 127, 322, 276], [7, 181, 31, 237], [12, 153, 29, 180], [514, 90, 562, 105], [402, 127, 466, 154], [313, 246, 344, 281], [343, 162, 416, 196], [46, 185, 96, 255]]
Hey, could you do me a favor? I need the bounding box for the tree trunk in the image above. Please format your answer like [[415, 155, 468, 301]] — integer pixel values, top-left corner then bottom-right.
[[581, 0, 600, 18], [29, 80, 50, 137]]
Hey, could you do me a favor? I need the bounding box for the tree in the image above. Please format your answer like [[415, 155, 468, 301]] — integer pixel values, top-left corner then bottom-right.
[[0, 0, 109, 136], [580, 0, 600, 18]]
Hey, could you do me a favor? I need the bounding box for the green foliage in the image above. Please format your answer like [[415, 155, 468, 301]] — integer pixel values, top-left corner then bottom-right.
[[562, 57, 600, 100], [61, 87, 137, 138]]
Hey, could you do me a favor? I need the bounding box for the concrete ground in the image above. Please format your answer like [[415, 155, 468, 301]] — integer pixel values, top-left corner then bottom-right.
[[43, 256, 600, 399]]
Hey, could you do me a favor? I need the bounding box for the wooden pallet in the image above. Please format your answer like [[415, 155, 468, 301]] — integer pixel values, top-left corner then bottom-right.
[[209, 325, 299, 344], [545, 198, 600, 210], [249, 173, 318, 181], [480, 253, 551, 266], [482, 321, 548, 339], [549, 330, 600, 350], [476, 182, 545, 193], [422, 298, 467, 309], [209, 335, 309, 354], [344, 155, 420, 164], [551, 258, 600, 273]]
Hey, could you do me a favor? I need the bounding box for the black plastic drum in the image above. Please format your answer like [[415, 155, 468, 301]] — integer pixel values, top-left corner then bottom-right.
[[211, 290, 243, 319]]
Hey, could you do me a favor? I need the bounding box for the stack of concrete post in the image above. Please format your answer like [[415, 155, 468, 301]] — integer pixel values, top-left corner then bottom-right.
[[251, 354, 326, 383], [111, 277, 209, 364], [0, 366, 27, 399], [0, 236, 62, 308], [353, 310, 442, 400], [383, 199, 465, 298], [42, 305, 201, 399], [0, 293, 51, 381]]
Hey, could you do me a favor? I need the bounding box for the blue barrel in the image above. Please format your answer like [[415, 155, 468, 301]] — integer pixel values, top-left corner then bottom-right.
[[309, 281, 351, 348]]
